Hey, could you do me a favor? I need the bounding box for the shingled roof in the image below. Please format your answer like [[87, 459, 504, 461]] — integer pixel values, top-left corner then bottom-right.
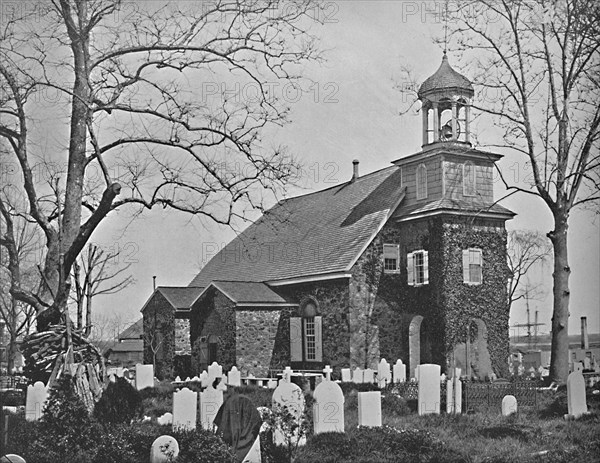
[[418, 53, 474, 98], [157, 286, 204, 309], [199, 281, 296, 306], [189, 166, 406, 287]]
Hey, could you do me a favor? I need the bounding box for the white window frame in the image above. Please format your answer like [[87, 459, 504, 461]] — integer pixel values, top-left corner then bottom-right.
[[462, 248, 483, 285], [463, 162, 476, 197], [407, 250, 429, 286], [383, 244, 400, 273], [416, 164, 428, 200]]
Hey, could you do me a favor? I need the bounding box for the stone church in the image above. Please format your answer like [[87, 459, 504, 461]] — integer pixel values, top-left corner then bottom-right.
[[142, 53, 515, 380]]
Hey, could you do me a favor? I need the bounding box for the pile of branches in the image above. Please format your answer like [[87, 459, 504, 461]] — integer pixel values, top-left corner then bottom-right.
[[21, 325, 106, 387]]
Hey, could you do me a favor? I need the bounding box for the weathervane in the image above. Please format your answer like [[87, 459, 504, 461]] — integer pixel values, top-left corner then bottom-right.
[[443, 0, 449, 55]]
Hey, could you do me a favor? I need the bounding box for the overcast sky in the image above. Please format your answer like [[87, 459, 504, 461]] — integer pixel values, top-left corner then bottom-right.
[[91, 1, 599, 337]]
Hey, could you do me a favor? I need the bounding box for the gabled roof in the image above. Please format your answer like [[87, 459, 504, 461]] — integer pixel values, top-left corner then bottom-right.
[[118, 319, 143, 340], [198, 281, 296, 306], [189, 166, 406, 287], [140, 286, 204, 313], [157, 286, 204, 309]]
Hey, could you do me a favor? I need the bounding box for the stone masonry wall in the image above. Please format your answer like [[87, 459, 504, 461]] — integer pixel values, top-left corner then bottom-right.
[[142, 292, 175, 379], [174, 317, 191, 355], [236, 309, 281, 376]]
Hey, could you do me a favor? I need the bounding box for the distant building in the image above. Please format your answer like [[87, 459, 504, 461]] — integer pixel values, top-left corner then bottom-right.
[[104, 319, 144, 367]]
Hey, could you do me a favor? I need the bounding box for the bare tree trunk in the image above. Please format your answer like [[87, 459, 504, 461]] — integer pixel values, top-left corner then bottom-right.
[[548, 212, 570, 383]]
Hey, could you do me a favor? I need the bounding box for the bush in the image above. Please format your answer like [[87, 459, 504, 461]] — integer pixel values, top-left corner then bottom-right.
[[172, 428, 236, 463], [94, 377, 143, 424], [381, 393, 411, 417]]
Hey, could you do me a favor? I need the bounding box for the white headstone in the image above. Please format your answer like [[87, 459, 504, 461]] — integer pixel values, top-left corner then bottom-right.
[[174, 376, 182, 383], [228, 366, 241, 387], [200, 385, 224, 430], [567, 370, 588, 418], [0, 455, 27, 463], [358, 391, 382, 427], [135, 364, 154, 391], [352, 368, 364, 384], [272, 380, 306, 446], [393, 359, 406, 383], [418, 364, 441, 415], [363, 368, 375, 384], [191, 376, 201, 383], [583, 357, 591, 370], [172, 387, 197, 431], [323, 365, 333, 381], [200, 370, 210, 388], [216, 374, 228, 391], [313, 379, 345, 434], [150, 435, 180, 463], [377, 359, 392, 388], [208, 361, 223, 385], [267, 379, 278, 389], [446, 368, 462, 414], [502, 395, 517, 416], [115, 367, 125, 377], [157, 412, 173, 425], [340, 368, 352, 382], [282, 366, 293, 382], [25, 381, 48, 421], [244, 436, 262, 463]]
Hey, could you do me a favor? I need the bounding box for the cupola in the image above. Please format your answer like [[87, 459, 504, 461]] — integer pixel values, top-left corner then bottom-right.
[[418, 53, 474, 148]]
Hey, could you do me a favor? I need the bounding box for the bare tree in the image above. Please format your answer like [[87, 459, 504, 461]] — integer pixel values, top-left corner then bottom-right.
[[507, 229, 552, 311], [0, 188, 42, 372], [0, 1, 324, 339], [447, 0, 600, 383], [70, 243, 133, 337]]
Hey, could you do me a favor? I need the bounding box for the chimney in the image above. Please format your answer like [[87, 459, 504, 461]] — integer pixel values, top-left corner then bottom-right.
[[581, 316, 589, 350], [351, 159, 359, 182], [153, 275, 157, 292]]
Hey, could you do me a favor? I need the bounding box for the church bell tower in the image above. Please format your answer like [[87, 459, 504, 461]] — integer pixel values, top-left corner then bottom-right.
[[418, 52, 474, 148]]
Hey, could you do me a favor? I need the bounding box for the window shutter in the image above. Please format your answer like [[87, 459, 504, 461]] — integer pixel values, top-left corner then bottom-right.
[[407, 252, 414, 286], [290, 317, 302, 362], [476, 249, 483, 283], [462, 249, 470, 283], [314, 316, 323, 362], [423, 251, 429, 284]]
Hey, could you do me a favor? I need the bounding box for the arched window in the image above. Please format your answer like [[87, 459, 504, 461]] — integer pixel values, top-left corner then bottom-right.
[[290, 298, 323, 363], [416, 164, 427, 199]]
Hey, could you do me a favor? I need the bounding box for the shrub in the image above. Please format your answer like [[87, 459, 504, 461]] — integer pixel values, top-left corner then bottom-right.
[[381, 393, 411, 417], [94, 377, 143, 424], [172, 428, 236, 463]]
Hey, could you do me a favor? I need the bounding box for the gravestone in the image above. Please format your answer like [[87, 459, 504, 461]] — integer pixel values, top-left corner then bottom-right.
[[501, 395, 517, 416], [157, 412, 173, 425], [352, 368, 364, 384], [393, 359, 406, 383], [200, 385, 224, 430], [313, 377, 345, 434], [135, 364, 154, 391], [358, 391, 382, 427], [267, 379, 278, 389], [25, 381, 48, 421], [363, 368, 375, 384], [172, 387, 197, 431], [150, 435, 180, 463], [228, 366, 241, 387], [567, 370, 588, 418], [216, 375, 228, 391], [583, 357, 591, 370], [377, 359, 392, 388], [272, 379, 306, 446], [200, 370, 210, 388], [0, 455, 27, 463], [418, 364, 441, 415], [340, 368, 351, 382], [208, 361, 223, 385], [282, 366, 293, 382]]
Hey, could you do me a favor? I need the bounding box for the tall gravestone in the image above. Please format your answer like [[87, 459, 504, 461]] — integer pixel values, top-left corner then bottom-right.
[[393, 359, 406, 383], [352, 368, 364, 384], [200, 370, 210, 388], [25, 381, 48, 421], [313, 366, 345, 434], [272, 377, 306, 447], [135, 364, 154, 391], [228, 366, 241, 387], [446, 368, 462, 414], [363, 368, 375, 384], [150, 435, 180, 463], [208, 361, 223, 386], [200, 385, 224, 430], [340, 368, 351, 382], [501, 395, 517, 416], [377, 359, 392, 388], [173, 387, 197, 431], [358, 391, 382, 427], [418, 364, 441, 415], [567, 370, 588, 418]]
